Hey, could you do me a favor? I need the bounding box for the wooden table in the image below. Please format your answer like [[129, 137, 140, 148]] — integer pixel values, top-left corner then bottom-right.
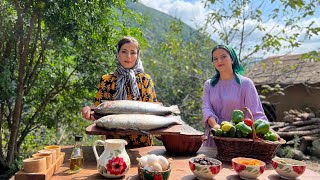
[[48, 146, 320, 180]]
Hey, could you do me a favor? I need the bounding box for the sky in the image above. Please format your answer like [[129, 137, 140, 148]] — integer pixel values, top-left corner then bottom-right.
[[138, 0, 320, 58]]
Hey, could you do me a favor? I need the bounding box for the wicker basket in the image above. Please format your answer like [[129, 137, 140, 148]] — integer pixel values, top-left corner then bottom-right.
[[212, 136, 285, 163], [212, 107, 286, 164]]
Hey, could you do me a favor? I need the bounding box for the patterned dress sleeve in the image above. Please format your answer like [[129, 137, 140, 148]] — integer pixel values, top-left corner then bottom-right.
[[94, 74, 115, 107], [94, 76, 104, 107], [140, 74, 157, 102]]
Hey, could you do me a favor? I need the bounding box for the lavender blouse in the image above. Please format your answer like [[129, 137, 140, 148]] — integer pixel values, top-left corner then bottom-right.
[[201, 75, 268, 147]]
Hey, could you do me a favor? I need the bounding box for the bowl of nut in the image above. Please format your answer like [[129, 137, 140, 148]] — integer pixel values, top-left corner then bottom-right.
[[189, 156, 222, 179]]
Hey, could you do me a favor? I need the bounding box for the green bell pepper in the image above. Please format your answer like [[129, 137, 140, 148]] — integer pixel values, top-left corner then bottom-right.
[[253, 119, 270, 135], [227, 126, 236, 137], [210, 128, 217, 136], [211, 128, 223, 137], [235, 121, 252, 135], [222, 131, 228, 137], [264, 131, 278, 141], [232, 109, 244, 124], [236, 128, 249, 138]]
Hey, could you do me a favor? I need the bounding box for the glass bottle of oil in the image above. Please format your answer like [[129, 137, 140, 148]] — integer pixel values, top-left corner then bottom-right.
[[69, 135, 83, 173]]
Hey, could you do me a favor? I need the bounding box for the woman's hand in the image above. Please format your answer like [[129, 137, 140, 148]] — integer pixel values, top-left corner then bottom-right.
[[208, 116, 220, 129], [212, 124, 221, 129], [81, 105, 96, 121]]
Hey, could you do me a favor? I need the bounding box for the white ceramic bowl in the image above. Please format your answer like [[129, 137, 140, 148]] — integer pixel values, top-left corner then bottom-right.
[[232, 157, 266, 179], [189, 157, 222, 179], [272, 157, 306, 179]]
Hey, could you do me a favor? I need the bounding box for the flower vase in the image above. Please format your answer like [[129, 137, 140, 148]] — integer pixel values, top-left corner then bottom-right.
[[93, 139, 130, 178]]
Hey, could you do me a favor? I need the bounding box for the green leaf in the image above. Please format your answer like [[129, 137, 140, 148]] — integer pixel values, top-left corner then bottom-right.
[[247, 167, 253, 172]]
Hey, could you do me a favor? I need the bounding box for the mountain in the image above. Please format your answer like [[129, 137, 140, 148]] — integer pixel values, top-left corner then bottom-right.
[[127, 2, 211, 44]]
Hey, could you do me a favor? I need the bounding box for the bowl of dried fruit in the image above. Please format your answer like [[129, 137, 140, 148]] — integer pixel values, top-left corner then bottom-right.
[[232, 157, 266, 179], [272, 157, 306, 179], [189, 156, 222, 179]]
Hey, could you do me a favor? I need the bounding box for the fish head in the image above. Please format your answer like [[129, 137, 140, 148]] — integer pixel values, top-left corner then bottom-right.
[[101, 101, 113, 108]]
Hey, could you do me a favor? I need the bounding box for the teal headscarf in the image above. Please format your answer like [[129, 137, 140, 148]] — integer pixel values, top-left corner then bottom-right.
[[210, 45, 245, 87]]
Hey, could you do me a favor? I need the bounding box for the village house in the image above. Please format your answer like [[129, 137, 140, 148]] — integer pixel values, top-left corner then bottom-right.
[[246, 53, 320, 121]]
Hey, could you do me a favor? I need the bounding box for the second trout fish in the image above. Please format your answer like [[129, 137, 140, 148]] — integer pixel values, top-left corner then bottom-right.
[[94, 100, 180, 116], [95, 114, 183, 131]]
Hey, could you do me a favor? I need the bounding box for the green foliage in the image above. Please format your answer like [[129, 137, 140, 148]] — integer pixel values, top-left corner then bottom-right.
[[1, 1, 319, 178], [204, 0, 320, 61], [143, 20, 215, 131], [281, 135, 301, 158], [0, 0, 144, 177], [260, 84, 285, 96]]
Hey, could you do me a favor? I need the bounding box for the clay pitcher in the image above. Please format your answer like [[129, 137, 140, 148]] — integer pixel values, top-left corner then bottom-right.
[[93, 139, 130, 178]]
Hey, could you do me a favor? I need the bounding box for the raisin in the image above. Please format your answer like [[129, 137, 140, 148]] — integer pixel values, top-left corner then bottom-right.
[[194, 157, 220, 165]]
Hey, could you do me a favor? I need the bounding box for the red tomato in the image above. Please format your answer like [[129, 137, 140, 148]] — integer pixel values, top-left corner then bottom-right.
[[244, 118, 253, 127]]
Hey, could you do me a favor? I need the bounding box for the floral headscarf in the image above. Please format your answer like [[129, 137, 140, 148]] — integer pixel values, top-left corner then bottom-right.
[[114, 37, 144, 100]]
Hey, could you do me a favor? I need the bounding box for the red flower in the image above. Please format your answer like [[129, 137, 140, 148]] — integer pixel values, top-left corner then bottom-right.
[[106, 157, 127, 175], [293, 166, 306, 175], [210, 165, 221, 175], [260, 166, 265, 174], [189, 162, 195, 171], [272, 161, 278, 169], [153, 174, 163, 180], [232, 162, 246, 173]]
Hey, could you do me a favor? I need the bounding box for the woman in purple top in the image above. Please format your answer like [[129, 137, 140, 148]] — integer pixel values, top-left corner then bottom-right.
[[202, 45, 268, 147]]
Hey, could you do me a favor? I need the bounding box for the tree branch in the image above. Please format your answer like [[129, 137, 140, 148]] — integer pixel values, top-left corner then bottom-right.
[[25, 36, 49, 95], [7, 0, 24, 164], [0, 102, 6, 166], [18, 67, 79, 146], [25, 12, 41, 90]]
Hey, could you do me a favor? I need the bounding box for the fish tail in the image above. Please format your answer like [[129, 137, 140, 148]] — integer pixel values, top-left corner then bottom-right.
[[170, 105, 181, 114], [138, 129, 150, 135], [173, 116, 185, 125]]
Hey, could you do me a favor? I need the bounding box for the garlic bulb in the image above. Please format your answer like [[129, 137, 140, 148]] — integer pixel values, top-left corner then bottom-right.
[[151, 162, 163, 171], [146, 154, 158, 166], [137, 156, 148, 167], [143, 165, 153, 171], [157, 155, 169, 170], [139, 154, 171, 172]]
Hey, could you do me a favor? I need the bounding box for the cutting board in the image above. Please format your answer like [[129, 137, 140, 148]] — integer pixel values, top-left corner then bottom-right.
[[85, 123, 183, 136]]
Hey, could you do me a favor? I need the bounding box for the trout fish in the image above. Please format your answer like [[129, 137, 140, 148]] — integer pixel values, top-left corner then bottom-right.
[[94, 100, 180, 116], [94, 114, 183, 131]]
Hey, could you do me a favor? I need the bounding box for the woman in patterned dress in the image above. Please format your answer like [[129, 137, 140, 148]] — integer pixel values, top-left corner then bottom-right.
[[81, 36, 157, 147]]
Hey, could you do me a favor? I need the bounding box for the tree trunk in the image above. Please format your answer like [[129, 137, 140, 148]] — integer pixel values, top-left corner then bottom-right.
[[277, 129, 320, 137], [292, 118, 320, 126], [7, 0, 35, 164], [278, 125, 295, 132], [295, 124, 320, 131]]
